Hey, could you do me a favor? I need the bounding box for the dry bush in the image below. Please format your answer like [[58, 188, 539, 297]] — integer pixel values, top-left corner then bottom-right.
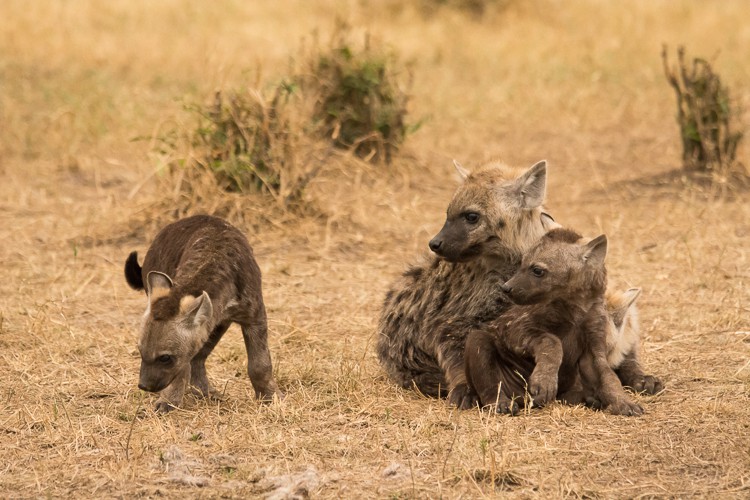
[[154, 23, 414, 214], [417, 0, 515, 19], [303, 22, 415, 163], [155, 83, 326, 211], [662, 45, 746, 183]]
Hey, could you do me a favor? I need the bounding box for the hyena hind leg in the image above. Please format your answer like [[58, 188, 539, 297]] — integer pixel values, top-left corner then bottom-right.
[[241, 317, 281, 401], [615, 352, 663, 395], [190, 322, 231, 399]]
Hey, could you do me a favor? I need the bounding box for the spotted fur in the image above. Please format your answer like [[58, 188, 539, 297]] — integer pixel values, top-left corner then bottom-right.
[[376, 160, 553, 408], [125, 215, 281, 413]]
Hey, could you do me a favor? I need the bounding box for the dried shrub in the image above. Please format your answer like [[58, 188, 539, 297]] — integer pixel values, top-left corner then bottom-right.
[[304, 23, 415, 163], [158, 82, 324, 210], [153, 24, 415, 211], [662, 45, 745, 179], [417, 0, 514, 19]]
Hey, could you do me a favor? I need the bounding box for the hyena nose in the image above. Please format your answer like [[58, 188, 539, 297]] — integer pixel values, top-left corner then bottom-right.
[[138, 382, 151, 392], [500, 282, 512, 294], [428, 238, 442, 252]]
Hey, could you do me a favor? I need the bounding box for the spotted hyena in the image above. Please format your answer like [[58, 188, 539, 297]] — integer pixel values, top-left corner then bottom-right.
[[464, 228, 643, 416], [377, 159, 661, 408], [125, 215, 280, 412], [606, 288, 663, 394], [377, 159, 553, 408]]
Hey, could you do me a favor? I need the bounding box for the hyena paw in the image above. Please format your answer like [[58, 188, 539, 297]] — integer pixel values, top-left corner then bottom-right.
[[448, 383, 478, 410], [494, 399, 519, 416], [529, 374, 557, 406], [584, 396, 603, 410], [190, 384, 224, 400], [256, 388, 284, 403], [634, 375, 663, 395], [558, 388, 586, 406], [607, 398, 643, 416], [154, 400, 177, 414]]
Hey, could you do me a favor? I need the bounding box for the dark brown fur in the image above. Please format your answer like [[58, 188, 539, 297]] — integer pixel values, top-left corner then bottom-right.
[[464, 229, 643, 416], [377, 160, 553, 408], [124, 215, 280, 412]]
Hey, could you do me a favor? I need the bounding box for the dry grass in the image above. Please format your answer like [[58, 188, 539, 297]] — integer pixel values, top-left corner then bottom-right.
[[1, 0, 749, 498]]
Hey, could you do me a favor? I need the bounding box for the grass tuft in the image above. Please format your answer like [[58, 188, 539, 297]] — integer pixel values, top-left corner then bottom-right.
[[305, 22, 415, 163], [662, 45, 746, 184]]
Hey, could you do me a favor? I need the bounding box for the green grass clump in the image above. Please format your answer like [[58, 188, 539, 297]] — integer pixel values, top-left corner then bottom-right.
[[159, 82, 320, 209], [191, 85, 295, 195], [306, 25, 414, 163]]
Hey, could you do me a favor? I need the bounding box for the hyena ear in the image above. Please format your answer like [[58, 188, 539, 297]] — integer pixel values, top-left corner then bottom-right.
[[610, 287, 640, 327], [453, 159, 470, 181], [540, 212, 561, 231], [622, 287, 642, 310], [583, 234, 608, 266], [181, 291, 213, 327], [515, 160, 547, 209], [146, 271, 173, 297]]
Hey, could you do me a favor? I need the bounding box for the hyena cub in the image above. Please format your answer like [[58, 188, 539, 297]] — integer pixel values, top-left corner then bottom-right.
[[606, 288, 663, 394], [124, 215, 280, 413], [465, 228, 643, 416], [377, 160, 554, 408]]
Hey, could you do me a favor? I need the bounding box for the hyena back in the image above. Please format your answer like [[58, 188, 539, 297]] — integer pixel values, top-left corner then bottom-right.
[[377, 160, 553, 408], [125, 215, 280, 412]]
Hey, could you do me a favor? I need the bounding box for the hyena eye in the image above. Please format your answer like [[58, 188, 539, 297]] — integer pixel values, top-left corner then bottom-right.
[[464, 212, 480, 224], [156, 354, 174, 365], [531, 266, 546, 278]]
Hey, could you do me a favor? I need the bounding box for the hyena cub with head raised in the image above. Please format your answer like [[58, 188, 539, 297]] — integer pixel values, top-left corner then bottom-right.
[[377, 160, 553, 408], [124, 215, 280, 413], [465, 228, 643, 416]]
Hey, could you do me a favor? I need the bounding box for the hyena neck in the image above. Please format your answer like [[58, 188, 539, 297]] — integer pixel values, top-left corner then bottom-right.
[[551, 292, 606, 319], [475, 251, 522, 279]]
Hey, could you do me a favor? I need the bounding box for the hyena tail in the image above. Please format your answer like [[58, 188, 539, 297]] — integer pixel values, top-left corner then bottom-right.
[[124, 251, 145, 291]]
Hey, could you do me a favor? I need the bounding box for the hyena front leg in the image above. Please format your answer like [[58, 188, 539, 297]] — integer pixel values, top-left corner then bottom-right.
[[464, 330, 519, 414], [155, 366, 190, 413], [525, 333, 564, 407], [240, 308, 281, 401], [616, 351, 663, 395], [190, 321, 231, 399]]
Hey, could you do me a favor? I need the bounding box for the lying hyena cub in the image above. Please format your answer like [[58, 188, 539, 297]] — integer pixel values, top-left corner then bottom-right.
[[465, 228, 643, 416], [606, 288, 663, 394], [378, 160, 554, 408], [124, 215, 280, 413]]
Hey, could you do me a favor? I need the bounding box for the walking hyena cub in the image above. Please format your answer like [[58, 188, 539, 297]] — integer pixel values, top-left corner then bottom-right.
[[464, 228, 643, 416], [124, 215, 280, 413], [606, 288, 663, 394], [377, 159, 554, 408]]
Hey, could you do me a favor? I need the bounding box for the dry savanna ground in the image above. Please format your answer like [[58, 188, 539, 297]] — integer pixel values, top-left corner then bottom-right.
[[1, 1, 749, 498]]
